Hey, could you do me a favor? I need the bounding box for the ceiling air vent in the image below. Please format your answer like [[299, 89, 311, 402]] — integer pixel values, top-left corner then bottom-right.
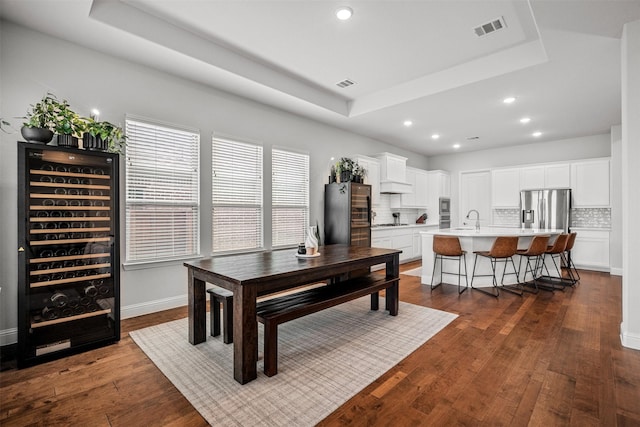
[[474, 17, 507, 37], [336, 79, 356, 88]]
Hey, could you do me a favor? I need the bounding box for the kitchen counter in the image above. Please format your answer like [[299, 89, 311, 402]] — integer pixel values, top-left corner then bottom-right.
[[420, 227, 564, 287], [422, 226, 564, 237], [372, 223, 437, 230]]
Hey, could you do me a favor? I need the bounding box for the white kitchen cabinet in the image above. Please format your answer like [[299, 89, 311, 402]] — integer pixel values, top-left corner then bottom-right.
[[520, 166, 545, 190], [391, 167, 429, 208], [544, 163, 571, 188], [374, 152, 407, 183], [426, 170, 450, 224], [520, 164, 570, 190], [571, 159, 610, 207], [355, 155, 380, 206], [570, 229, 610, 271], [491, 168, 521, 207]]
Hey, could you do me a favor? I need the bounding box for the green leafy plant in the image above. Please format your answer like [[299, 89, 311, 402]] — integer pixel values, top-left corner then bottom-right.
[[23, 93, 61, 131], [83, 117, 127, 154], [335, 157, 356, 176], [52, 99, 83, 137], [354, 163, 367, 180]]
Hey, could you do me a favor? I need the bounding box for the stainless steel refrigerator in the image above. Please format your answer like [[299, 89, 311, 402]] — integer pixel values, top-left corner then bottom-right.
[[520, 188, 571, 231]]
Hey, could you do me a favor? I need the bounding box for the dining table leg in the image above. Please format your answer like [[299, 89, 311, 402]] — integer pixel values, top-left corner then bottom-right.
[[385, 254, 400, 316], [233, 283, 258, 384], [188, 269, 207, 345]]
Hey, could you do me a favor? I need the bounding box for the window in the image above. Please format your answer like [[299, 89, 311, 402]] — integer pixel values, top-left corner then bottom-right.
[[272, 148, 309, 247], [212, 136, 263, 253], [125, 119, 200, 262]]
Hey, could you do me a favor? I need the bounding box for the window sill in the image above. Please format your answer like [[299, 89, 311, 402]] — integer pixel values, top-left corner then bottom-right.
[[122, 255, 204, 271]]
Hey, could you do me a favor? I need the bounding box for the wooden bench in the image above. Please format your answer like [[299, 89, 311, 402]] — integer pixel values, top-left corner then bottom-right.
[[206, 287, 233, 344], [256, 274, 399, 377]]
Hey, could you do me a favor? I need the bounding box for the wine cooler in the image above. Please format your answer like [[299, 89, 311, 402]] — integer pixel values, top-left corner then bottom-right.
[[17, 142, 120, 367]]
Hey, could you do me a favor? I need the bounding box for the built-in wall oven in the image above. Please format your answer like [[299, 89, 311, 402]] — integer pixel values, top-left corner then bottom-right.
[[439, 197, 451, 229]]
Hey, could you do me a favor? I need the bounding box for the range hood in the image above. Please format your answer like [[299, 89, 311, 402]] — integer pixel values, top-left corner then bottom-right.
[[380, 180, 412, 194], [374, 152, 412, 194]]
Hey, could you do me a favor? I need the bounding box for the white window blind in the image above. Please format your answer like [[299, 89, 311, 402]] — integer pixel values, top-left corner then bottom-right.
[[125, 119, 200, 262], [212, 136, 263, 253], [272, 149, 309, 247]]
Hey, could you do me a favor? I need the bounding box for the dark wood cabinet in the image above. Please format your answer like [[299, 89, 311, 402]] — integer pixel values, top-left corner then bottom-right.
[[17, 142, 120, 367]]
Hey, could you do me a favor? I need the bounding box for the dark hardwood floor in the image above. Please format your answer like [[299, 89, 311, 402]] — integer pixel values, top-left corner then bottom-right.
[[1, 262, 639, 426]]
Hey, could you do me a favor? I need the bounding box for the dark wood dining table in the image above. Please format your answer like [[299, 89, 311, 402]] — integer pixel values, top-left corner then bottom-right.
[[184, 244, 401, 384]]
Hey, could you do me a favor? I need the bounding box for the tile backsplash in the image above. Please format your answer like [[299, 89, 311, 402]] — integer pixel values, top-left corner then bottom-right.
[[372, 194, 426, 225], [492, 208, 611, 229], [571, 208, 611, 228]]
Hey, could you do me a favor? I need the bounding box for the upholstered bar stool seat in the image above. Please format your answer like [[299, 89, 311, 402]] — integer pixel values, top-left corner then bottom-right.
[[430, 235, 468, 294], [516, 235, 550, 293], [471, 236, 520, 297], [207, 287, 233, 344]]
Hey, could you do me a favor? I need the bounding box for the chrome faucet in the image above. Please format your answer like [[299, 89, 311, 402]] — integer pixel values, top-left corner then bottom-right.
[[466, 209, 480, 231]]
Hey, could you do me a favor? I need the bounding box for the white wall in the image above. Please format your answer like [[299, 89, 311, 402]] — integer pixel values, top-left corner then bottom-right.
[[427, 134, 611, 226], [610, 125, 622, 275], [621, 20, 640, 350], [0, 21, 428, 344]]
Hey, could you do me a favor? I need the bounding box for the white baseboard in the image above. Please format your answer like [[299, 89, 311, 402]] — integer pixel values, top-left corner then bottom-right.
[[1, 327, 18, 346], [620, 322, 640, 350], [121, 294, 188, 320], [610, 267, 623, 276], [0, 295, 189, 347]]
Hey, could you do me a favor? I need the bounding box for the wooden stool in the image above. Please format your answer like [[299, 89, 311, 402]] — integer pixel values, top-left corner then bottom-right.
[[206, 287, 233, 344]]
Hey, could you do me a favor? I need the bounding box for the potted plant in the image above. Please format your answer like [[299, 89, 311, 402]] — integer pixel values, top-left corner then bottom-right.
[[82, 118, 126, 154], [335, 157, 356, 183], [353, 163, 367, 183], [20, 93, 60, 144], [52, 98, 83, 148]]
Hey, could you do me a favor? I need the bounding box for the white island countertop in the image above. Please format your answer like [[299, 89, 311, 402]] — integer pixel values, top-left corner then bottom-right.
[[420, 227, 565, 287], [420, 227, 564, 237]]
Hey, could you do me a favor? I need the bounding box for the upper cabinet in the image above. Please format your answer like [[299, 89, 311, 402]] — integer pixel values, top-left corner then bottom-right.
[[374, 152, 407, 183], [492, 163, 572, 208], [491, 168, 521, 207], [520, 164, 570, 190], [571, 159, 610, 207], [355, 155, 380, 206], [520, 166, 545, 189], [544, 163, 571, 188], [391, 167, 429, 208]]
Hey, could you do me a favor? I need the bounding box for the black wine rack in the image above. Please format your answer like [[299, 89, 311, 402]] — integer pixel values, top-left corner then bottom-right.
[[17, 142, 120, 367]]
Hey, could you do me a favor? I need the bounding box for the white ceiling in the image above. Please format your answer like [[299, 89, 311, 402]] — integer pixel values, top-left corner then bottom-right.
[[1, 0, 639, 156]]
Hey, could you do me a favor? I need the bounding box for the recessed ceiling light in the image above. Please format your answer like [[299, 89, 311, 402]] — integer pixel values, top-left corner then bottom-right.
[[403, 120, 413, 127], [431, 134, 440, 140], [532, 131, 542, 137], [520, 117, 531, 124], [336, 7, 353, 20], [453, 144, 461, 149], [503, 96, 516, 104]]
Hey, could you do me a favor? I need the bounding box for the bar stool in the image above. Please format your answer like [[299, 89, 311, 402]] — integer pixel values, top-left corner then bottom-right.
[[430, 235, 468, 294], [471, 236, 520, 297], [542, 233, 570, 289], [206, 287, 233, 344], [516, 235, 550, 293], [563, 232, 580, 285]]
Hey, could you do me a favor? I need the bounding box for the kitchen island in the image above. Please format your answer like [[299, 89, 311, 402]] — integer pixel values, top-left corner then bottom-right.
[[420, 227, 564, 287]]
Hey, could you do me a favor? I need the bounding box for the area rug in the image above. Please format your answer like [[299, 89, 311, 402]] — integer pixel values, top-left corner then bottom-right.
[[401, 267, 422, 277], [130, 297, 457, 426]]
